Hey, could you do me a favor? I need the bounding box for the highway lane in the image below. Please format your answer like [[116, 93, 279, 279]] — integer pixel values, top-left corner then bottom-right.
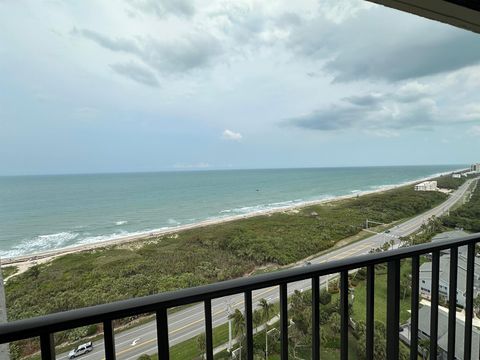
[[57, 178, 477, 360]]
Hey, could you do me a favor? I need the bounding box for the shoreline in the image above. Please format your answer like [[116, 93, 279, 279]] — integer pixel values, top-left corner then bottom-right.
[[1, 169, 465, 268]]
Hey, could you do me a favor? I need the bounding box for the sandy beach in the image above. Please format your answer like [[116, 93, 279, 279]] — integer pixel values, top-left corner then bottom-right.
[[1, 169, 464, 275]]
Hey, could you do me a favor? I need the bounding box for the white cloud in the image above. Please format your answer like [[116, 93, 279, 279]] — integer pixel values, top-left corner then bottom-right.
[[222, 129, 242, 141], [174, 162, 210, 169], [469, 126, 480, 136]]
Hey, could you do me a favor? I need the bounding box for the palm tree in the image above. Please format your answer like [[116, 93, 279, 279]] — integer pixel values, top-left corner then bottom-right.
[[229, 309, 245, 360], [259, 298, 274, 359], [419, 338, 430, 360], [196, 333, 206, 360], [253, 310, 262, 332]]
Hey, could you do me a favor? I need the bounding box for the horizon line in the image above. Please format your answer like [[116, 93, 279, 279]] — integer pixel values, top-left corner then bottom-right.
[[0, 163, 470, 178]]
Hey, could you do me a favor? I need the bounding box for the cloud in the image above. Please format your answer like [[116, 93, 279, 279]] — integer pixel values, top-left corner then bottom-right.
[[74, 28, 222, 75], [283, 81, 477, 132], [470, 126, 480, 136], [127, 0, 195, 18], [143, 34, 222, 74], [74, 28, 141, 54], [288, 6, 480, 82], [222, 129, 242, 141], [174, 162, 210, 169], [110, 62, 159, 87], [72, 107, 98, 121]]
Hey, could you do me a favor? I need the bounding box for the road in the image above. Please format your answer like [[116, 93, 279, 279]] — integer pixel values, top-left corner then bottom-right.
[[58, 178, 477, 360]]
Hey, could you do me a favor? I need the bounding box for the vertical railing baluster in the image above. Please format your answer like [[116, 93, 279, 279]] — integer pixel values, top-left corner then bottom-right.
[[245, 290, 254, 360], [156, 308, 170, 360], [447, 247, 458, 360], [366, 266, 374, 360], [386, 260, 400, 360], [103, 320, 116, 360], [464, 243, 475, 360], [280, 283, 288, 360], [340, 270, 348, 360], [204, 300, 214, 360], [430, 250, 440, 360], [312, 276, 320, 360], [410, 255, 419, 360], [40, 333, 55, 360]]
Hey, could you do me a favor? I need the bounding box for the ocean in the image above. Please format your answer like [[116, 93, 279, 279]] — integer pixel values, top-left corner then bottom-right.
[[0, 165, 465, 258]]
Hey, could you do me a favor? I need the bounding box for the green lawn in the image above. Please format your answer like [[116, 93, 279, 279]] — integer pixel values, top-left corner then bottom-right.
[[350, 261, 413, 325]]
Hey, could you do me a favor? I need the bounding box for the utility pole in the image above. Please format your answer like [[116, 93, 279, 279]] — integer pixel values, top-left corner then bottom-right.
[[224, 298, 232, 353], [0, 259, 10, 360]]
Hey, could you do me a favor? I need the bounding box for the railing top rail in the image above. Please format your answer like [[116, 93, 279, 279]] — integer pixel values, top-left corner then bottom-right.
[[1, 232, 479, 343]]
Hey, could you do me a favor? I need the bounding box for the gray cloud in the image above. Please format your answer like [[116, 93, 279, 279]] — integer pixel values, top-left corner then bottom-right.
[[142, 35, 222, 73], [110, 61, 159, 87], [288, 6, 480, 82], [127, 0, 195, 18], [283, 86, 466, 132], [75, 28, 222, 75], [74, 28, 141, 54]]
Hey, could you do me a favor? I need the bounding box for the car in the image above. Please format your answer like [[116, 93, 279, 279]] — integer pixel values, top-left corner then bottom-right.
[[303, 261, 312, 266], [385, 229, 391, 233], [69, 342, 93, 359]]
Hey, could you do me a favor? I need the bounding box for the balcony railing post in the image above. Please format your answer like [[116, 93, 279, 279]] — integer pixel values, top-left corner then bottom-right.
[[410, 255, 419, 360], [312, 276, 320, 360], [40, 333, 55, 360], [103, 319, 116, 360], [386, 259, 400, 360], [340, 270, 348, 360], [245, 290, 254, 360], [204, 300, 214, 360], [156, 308, 170, 360], [280, 283, 288, 360], [447, 247, 458, 360], [464, 243, 475, 359], [430, 250, 440, 360], [366, 266, 374, 360]]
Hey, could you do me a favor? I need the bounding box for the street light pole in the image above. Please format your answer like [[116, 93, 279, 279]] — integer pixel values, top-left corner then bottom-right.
[[224, 298, 232, 353]]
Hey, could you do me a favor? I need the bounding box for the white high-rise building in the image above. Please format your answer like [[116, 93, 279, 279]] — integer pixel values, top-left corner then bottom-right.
[[471, 163, 480, 172]]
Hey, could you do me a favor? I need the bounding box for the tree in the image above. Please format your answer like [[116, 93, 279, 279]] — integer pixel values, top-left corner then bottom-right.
[[329, 312, 341, 333], [229, 309, 245, 360], [196, 333, 206, 360], [400, 276, 411, 300], [253, 310, 263, 332], [473, 294, 480, 317], [419, 338, 430, 360], [259, 298, 274, 359], [319, 289, 332, 306]]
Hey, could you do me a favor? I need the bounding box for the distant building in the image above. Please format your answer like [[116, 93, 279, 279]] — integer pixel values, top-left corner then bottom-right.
[[419, 231, 480, 307], [415, 181, 437, 192], [452, 173, 462, 179], [471, 163, 480, 172], [416, 299, 480, 360]]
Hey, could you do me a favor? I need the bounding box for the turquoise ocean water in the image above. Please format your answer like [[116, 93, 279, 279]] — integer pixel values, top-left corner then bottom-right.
[[0, 165, 465, 258]]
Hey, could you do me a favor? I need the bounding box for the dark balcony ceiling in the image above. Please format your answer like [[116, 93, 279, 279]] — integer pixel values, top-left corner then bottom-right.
[[368, 0, 480, 34]]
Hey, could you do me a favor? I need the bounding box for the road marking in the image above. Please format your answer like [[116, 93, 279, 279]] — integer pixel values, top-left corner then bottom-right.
[[131, 338, 141, 346], [101, 286, 277, 358]]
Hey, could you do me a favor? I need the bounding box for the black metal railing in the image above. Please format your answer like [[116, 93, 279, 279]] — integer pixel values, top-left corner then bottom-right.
[[1, 233, 480, 360]]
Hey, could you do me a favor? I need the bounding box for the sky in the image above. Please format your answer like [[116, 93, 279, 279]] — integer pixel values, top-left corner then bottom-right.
[[1, 0, 480, 175]]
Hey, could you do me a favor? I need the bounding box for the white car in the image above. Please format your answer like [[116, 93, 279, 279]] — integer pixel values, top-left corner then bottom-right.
[[69, 342, 93, 359]]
